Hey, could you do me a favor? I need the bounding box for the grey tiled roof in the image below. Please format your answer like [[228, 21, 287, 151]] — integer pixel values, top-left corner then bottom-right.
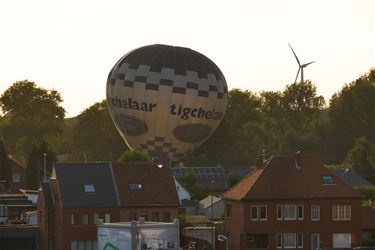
[[331, 168, 374, 187], [53, 163, 119, 208]]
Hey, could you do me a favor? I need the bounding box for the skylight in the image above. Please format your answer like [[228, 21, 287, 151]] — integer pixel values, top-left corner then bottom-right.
[[321, 176, 335, 185], [84, 184, 96, 193], [128, 183, 143, 191]]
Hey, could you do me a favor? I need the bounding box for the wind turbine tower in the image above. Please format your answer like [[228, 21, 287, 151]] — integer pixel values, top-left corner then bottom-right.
[[289, 43, 315, 83]]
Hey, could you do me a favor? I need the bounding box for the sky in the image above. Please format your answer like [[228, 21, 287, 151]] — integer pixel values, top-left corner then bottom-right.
[[1, 0, 374, 117]]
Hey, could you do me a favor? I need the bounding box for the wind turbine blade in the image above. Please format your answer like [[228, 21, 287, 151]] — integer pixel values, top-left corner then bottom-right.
[[289, 43, 301, 66], [302, 61, 315, 67], [294, 67, 300, 83]]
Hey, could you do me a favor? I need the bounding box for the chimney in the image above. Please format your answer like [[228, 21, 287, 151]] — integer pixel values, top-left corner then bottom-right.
[[294, 151, 302, 169]]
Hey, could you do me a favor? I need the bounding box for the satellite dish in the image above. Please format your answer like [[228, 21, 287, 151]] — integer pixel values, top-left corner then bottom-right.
[[106, 44, 228, 164]]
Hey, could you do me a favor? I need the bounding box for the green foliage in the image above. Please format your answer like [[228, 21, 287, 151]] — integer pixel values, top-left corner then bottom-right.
[[178, 171, 197, 189], [355, 186, 375, 201], [69, 100, 127, 161], [177, 171, 207, 200], [0, 140, 11, 188], [346, 137, 375, 183], [190, 81, 326, 165], [0, 80, 65, 159], [328, 69, 375, 162], [227, 173, 242, 187], [117, 149, 150, 162], [26, 141, 57, 189]]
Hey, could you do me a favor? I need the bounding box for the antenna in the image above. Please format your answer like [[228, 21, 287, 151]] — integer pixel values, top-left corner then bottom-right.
[[289, 43, 315, 83]]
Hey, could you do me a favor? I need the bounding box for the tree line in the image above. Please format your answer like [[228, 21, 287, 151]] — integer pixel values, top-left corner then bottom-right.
[[0, 69, 374, 188]]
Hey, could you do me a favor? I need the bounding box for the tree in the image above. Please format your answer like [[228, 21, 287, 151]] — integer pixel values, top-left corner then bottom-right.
[[281, 80, 325, 131], [328, 69, 375, 162], [0, 140, 11, 188], [191, 89, 262, 165], [227, 173, 242, 187], [0, 80, 65, 159], [177, 171, 207, 200], [26, 141, 57, 189], [70, 100, 127, 161], [118, 149, 150, 162], [345, 137, 375, 183]]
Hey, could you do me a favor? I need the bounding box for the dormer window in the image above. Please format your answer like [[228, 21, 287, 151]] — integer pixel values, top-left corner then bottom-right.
[[83, 184, 96, 193], [128, 183, 143, 191], [321, 175, 335, 185]]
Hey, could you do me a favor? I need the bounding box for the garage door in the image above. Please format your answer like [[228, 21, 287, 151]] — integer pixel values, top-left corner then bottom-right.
[[333, 234, 351, 248]]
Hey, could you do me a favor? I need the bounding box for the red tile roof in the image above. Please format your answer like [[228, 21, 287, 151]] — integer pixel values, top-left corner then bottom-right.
[[223, 155, 362, 201], [111, 162, 180, 207]]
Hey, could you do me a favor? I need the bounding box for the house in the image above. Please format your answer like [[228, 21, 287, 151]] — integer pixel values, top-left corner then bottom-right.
[[222, 154, 363, 250], [0, 157, 28, 193], [174, 177, 191, 201], [0, 224, 41, 250], [0, 193, 36, 224], [172, 166, 228, 195], [19, 189, 39, 204], [199, 195, 224, 220], [37, 162, 180, 250], [181, 199, 200, 215], [331, 168, 374, 187], [361, 207, 375, 246]]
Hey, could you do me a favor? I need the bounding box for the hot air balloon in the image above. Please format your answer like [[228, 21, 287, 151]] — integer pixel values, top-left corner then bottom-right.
[[106, 44, 228, 164]]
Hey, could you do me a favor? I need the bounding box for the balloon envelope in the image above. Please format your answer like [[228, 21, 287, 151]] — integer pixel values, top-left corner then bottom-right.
[[106, 44, 228, 163]]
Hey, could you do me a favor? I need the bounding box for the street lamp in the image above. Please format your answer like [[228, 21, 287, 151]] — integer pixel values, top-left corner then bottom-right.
[[217, 234, 229, 250]]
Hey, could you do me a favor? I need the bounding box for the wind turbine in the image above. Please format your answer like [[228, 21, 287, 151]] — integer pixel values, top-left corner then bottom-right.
[[289, 43, 315, 83]]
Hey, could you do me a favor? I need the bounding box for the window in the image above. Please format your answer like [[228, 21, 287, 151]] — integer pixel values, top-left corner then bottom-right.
[[71, 240, 96, 250], [104, 213, 111, 223], [284, 205, 297, 220], [71, 241, 77, 250], [128, 183, 143, 191], [12, 174, 20, 183], [321, 175, 335, 185], [259, 205, 267, 220], [297, 233, 303, 248], [82, 213, 88, 225], [332, 205, 351, 220], [311, 205, 320, 221], [297, 205, 304, 220], [129, 211, 137, 221], [333, 234, 352, 248], [226, 204, 232, 218], [70, 214, 76, 225], [93, 213, 99, 224], [0, 205, 8, 217], [83, 184, 95, 193], [140, 211, 148, 221], [151, 212, 159, 222], [283, 233, 296, 248], [276, 233, 283, 248], [251, 206, 258, 220], [277, 205, 283, 220], [163, 211, 171, 222]]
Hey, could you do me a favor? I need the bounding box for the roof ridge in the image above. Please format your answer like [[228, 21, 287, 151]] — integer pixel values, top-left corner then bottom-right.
[[243, 157, 273, 199], [223, 157, 272, 200]]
